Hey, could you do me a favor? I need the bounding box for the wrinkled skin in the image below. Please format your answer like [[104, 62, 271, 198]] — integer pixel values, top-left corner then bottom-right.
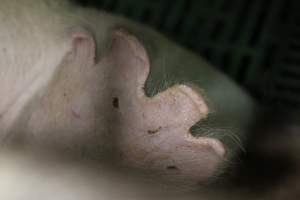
[[0, 0, 299, 199]]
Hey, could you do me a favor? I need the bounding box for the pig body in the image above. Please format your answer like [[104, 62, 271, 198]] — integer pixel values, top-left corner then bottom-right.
[[0, 0, 284, 199]]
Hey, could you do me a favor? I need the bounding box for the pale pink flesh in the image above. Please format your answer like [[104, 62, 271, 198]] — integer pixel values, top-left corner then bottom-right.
[[106, 30, 226, 183]]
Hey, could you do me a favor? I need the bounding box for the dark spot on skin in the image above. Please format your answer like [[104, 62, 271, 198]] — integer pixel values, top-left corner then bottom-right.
[[112, 97, 119, 108], [167, 166, 179, 170], [63, 92, 67, 97], [147, 127, 162, 134]]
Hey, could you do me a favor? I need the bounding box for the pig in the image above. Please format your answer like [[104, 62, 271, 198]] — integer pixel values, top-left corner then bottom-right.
[[2, 0, 298, 199]]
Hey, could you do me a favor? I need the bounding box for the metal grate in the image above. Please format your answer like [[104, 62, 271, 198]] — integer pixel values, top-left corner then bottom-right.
[[74, 0, 300, 111]]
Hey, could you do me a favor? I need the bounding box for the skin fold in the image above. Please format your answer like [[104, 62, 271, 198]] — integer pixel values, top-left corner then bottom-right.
[[0, 0, 298, 199]]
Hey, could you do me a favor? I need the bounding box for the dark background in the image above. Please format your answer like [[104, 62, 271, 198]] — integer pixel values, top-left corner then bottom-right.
[[74, 0, 300, 112]]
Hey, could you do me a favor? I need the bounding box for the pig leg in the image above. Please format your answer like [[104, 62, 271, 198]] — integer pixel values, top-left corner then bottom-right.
[[10, 25, 227, 186], [106, 30, 226, 185]]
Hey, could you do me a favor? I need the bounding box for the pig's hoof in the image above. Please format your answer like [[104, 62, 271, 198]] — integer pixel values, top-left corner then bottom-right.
[[107, 30, 226, 185]]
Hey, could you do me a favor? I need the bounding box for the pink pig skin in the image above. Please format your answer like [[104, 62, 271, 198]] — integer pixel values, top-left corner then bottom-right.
[[0, 0, 254, 190], [2, 1, 300, 200], [108, 31, 226, 184]]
